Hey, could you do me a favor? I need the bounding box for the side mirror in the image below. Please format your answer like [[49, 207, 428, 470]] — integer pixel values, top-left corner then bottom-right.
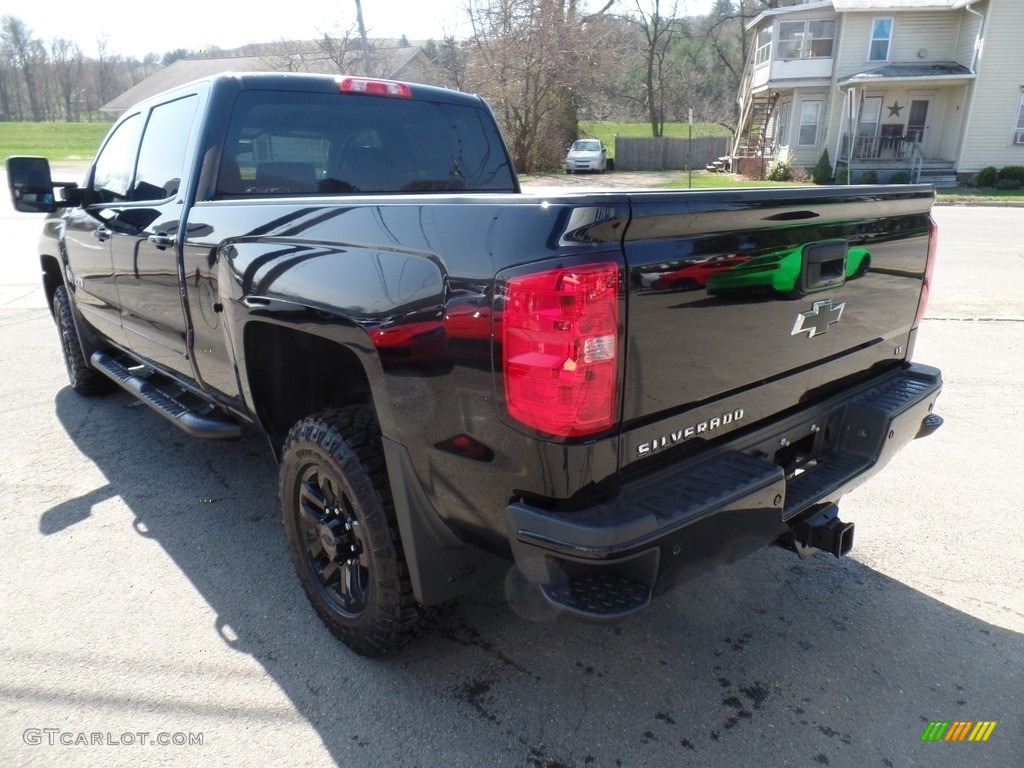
[[6, 156, 56, 213]]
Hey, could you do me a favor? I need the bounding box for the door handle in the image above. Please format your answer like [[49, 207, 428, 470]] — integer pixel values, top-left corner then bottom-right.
[[148, 233, 176, 250], [92, 226, 111, 242]]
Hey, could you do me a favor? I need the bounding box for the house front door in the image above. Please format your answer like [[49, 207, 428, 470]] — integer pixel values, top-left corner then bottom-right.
[[906, 99, 931, 150]]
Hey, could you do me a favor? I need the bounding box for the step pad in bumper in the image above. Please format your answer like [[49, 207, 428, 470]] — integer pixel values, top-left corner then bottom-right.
[[507, 364, 942, 620]]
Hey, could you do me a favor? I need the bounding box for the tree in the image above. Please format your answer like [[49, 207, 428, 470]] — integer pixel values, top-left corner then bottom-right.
[[162, 48, 189, 66], [50, 38, 83, 121], [2, 15, 44, 121], [465, 0, 615, 172], [812, 148, 832, 183], [628, 0, 689, 137], [700, 1, 791, 125], [434, 35, 468, 90], [96, 36, 121, 106], [315, 25, 364, 72]]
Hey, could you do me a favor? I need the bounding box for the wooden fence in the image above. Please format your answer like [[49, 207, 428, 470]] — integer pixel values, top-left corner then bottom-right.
[[614, 136, 732, 171]]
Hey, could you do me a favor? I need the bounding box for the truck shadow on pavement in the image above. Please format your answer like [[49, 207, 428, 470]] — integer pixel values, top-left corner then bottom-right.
[[50, 387, 1023, 768]]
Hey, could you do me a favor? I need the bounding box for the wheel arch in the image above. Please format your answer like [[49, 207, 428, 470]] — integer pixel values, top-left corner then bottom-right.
[[242, 321, 390, 460], [41, 254, 63, 321], [42, 253, 110, 363]]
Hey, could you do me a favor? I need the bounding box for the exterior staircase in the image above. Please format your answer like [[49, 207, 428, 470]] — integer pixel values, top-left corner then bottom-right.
[[916, 161, 958, 189], [733, 91, 779, 159]]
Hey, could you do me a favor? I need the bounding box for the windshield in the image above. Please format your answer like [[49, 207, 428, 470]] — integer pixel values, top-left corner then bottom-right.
[[571, 140, 602, 152]]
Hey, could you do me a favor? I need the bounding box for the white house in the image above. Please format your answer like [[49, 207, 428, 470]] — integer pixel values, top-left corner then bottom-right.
[[733, 0, 1024, 185]]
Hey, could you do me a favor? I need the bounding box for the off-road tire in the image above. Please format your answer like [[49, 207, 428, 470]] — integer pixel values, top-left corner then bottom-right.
[[280, 406, 424, 656], [52, 286, 115, 396]]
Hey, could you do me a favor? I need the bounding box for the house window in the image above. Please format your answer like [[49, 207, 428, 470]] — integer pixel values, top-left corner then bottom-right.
[[798, 101, 821, 146], [777, 20, 835, 59], [755, 28, 772, 66], [869, 18, 893, 62], [808, 21, 836, 57], [1014, 88, 1024, 144]]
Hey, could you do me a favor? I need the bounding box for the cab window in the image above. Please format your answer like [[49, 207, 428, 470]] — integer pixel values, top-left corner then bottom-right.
[[134, 95, 199, 201], [92, 114, 143, 203], [215, 89, 516, 198]]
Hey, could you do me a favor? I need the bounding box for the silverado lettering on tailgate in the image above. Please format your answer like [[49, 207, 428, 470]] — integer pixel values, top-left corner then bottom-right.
[[636, 408, 746, 456]]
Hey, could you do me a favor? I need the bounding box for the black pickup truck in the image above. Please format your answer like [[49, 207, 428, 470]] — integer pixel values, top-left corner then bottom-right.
[[8, 73, 942, 656]]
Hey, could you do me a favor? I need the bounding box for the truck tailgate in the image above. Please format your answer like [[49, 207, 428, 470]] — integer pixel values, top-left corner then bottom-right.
[[619, 186, 934, 471]]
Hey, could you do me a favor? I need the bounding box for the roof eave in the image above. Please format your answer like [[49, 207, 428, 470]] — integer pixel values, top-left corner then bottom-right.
[[836, 2, 968, 12], [745, 0, 835, 32], [838, 73, 977, 86], [752, 78, 834, 95]]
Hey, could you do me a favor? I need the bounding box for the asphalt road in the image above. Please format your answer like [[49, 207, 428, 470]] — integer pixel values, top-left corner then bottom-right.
[[1, 178, 1021, 768]]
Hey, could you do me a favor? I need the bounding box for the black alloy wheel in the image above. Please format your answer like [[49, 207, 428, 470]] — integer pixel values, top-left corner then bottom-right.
[[295, 461, 370, 616], [280, 406, 424, 656]]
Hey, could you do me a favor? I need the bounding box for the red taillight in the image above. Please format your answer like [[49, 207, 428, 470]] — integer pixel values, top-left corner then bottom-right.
[[914, 217, 938, 328], [338, 77, 412, 98], [502, 262, 620, 437]]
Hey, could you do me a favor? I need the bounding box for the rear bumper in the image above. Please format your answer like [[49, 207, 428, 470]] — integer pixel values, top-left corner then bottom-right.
[[506, 363, 942, 619]]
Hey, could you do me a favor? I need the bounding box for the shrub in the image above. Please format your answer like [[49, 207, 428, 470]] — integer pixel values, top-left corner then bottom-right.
[[997, 165, 1024, 183], [766, 160, 792, 181], [994, 178, 1023, 190], [890, 171, 909, 184], [859, 169, 878, 184], [790, 164, 811, 182], [812, 149, 832, 184], [835, 168, 849, 184], [975, 166, 998, 187]]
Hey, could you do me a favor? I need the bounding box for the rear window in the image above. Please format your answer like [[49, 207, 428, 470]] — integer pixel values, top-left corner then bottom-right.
[[214, 89, 515, 198]]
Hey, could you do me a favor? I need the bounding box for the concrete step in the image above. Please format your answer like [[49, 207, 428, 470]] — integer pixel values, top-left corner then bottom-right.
[[918, 173, 958, 189]]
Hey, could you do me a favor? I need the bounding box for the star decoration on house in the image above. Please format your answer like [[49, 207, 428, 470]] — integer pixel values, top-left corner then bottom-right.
[[887, 101, 904, 118]]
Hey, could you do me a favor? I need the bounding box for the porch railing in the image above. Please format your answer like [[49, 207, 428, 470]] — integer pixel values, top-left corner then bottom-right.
[[839, 135, 920, 161], [909, 142, 924, 184]]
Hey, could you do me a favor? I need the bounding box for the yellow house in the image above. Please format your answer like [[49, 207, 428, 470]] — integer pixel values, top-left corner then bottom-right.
[[733, 0, 1023, 186]]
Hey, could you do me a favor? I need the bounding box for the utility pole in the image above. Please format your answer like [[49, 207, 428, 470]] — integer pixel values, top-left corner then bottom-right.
[[688, 107, 693, 189], [354, 0, 372, 75]]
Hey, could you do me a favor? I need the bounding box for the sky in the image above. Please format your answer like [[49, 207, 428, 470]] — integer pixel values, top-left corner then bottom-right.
[[0, 0, 717, 60]]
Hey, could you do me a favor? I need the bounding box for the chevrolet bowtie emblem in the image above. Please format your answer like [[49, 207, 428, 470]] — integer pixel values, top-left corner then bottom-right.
[[792, 300, 845, 338]]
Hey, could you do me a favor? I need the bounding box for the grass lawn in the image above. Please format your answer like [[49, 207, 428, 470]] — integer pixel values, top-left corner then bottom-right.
[[659, 171, 806, 189], [579, 121, 733, 157], [664, 174, 1024, 198], [0, 122, 112, 162], [935, 187, 1024, 204]]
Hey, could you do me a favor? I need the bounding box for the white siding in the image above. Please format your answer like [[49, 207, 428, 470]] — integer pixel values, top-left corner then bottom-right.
[[936, 85, 971, 161], [954, 1, 985, 67], [888, 12, 959, 61], [959, 0, 1024, 170], [836, 16, 870, 77], [789, 91, 834, 169], [835, 11, 959, 76]]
